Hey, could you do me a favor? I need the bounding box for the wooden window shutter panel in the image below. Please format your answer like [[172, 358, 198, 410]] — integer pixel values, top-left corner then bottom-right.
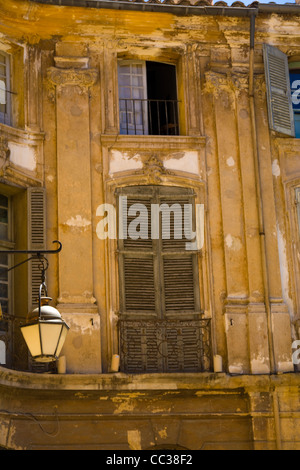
[[123, 257, 156, 311], [27, 187, 46, 309], [263, 44, 295, 137]]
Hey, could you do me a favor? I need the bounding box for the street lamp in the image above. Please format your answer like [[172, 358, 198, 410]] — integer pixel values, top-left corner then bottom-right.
[[0, 241, 69, 364], [20, 282, 69, 363]]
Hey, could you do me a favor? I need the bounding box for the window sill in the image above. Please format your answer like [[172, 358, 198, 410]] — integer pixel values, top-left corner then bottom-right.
[[100, 134, 206, 149], [0, 123, 44, 144]]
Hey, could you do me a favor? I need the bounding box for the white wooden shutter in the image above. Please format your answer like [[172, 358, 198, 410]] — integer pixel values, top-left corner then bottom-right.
[[27, 187, 46, 309], [0, 52, 11, 125], [263, 44, 295, 136], [118, 60, 148, 135]]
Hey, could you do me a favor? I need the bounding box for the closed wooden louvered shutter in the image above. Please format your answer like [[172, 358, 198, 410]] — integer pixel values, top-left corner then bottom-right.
[[159, 193, 198, 314], [118, 186, 210, 373], [27, 187, 46, 309], [263, 44, 295, 136]]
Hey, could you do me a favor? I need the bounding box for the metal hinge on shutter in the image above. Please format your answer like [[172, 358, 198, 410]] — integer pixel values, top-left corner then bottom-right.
[[27, 187, 46, 310], [263, 44, 295, 137]]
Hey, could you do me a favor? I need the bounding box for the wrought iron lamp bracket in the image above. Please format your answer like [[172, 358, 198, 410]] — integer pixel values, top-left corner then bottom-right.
[[0, 240, 62, 273]]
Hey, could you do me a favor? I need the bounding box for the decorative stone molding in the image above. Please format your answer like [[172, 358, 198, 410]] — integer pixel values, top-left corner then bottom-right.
[[204, 70, 250, 95], [0, 137, 10, 161], [46, 67, 98, 101], [142, 154, 171, 183], [231, 73, 249, 92]]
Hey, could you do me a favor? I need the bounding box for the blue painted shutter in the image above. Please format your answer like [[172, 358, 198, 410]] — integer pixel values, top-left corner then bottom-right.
[[263, 44, 295, 137]]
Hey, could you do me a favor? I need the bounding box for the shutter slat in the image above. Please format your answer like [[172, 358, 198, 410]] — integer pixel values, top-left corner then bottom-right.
[[123, 198, 152, 250], [120, 320, 210, 373], [163, 257, 195, 311], [124, 257, 156, 311], [263, 44, 295, 136], [160, 199, 192, 251], [27, 188, 46, 309]]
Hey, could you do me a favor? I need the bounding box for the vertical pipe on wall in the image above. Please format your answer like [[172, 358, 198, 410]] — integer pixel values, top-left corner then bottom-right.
[[248, 12, 282, 449], [248, 12, 276, 375]]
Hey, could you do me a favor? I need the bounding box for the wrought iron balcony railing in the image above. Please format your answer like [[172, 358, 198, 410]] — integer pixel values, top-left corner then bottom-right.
[[120, 318, 212, 373], [119, 98, 180, 136]]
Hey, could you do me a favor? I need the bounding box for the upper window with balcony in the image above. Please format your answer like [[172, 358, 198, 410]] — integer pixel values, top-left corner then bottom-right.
[[0, 52, 11, 126], [118, 60, 179, 136]]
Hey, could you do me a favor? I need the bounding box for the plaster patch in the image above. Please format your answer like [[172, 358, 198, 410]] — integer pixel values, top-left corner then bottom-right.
[[228, 364, 244, 374], [225, 234, 242, 251], [65, 215, 91, 230], [109, 150, 142, 174], [8, 142, 36, 171], [158, 427, 168, 439], [272, 159, 280, 178], [226, 156, 235, 167], [127, 430, 142, 450], [277, 225, 293, 315], [46, 174, 54, 183], [163, 151, 199, 175], [251, 354, 270, 374], [277, 361, 294, 373]]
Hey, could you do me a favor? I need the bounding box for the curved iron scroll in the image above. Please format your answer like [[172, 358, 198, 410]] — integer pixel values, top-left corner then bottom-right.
[[0, 240, 62, 255], [0, 241, 62, 273]]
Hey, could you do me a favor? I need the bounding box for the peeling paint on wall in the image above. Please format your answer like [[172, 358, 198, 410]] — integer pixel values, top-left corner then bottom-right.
[[163, 151, 199, 174], [277, 224, 293, 316], [127, 430, 142, 450], [272, 159, 281, 178], [225, 234, 243, 252], [8, 142, 36, 171], [65, 215, 91, 230], [226, 156, 235, 167], [109, 150, 143, 175]]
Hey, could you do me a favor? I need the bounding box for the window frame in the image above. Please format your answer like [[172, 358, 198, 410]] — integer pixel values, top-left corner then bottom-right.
[[0, 51, 11, 126], [117, 59, 180, 137], [0, 193, 14, 367], [289, 62, 300, 139]]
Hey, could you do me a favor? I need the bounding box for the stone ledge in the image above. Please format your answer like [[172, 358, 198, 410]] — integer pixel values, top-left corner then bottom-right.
[[0, 365, 299, 393]]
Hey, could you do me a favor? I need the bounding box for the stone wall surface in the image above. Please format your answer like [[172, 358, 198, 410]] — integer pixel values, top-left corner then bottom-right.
[[0, 0, 299, 450]]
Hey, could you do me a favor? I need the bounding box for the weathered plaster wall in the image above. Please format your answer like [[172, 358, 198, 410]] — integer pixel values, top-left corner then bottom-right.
[[0, 0, 299, 450], [0, 367, 300, 450]]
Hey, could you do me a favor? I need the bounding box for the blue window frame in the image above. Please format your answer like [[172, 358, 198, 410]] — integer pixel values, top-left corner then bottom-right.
[[289, 69, 300, 138]]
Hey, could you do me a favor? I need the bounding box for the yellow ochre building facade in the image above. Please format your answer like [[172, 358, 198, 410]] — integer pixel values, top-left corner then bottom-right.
[[0, 0, 299, 450]]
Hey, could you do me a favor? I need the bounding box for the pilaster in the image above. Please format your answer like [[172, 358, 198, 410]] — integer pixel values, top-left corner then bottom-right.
[[204, 70, 250, 374], [47, 54, 101, 373]]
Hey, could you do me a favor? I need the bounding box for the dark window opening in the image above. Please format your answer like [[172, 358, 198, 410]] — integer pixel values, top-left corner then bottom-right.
[[290, 68, 300, 138], [118, 60, 179, 136]]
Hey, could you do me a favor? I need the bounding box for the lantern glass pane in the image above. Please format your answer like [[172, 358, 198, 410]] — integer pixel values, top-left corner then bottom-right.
[[21, 324, 41, 358], [39, 322, 63, 356], [55, 324, 69, 357]]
